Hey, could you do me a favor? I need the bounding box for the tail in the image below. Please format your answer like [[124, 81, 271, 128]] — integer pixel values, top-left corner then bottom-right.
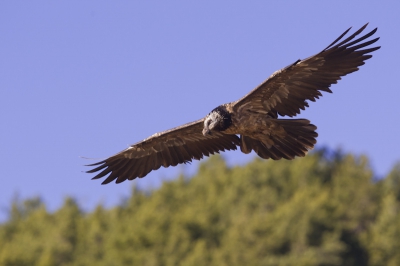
[[240, 119, 317, 160]]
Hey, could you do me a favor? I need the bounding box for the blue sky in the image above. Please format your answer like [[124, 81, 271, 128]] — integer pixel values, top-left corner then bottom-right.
[[1, 2, 399, 221]]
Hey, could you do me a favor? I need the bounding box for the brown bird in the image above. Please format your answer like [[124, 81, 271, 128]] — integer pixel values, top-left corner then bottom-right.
[[87, 24, 380, 184]]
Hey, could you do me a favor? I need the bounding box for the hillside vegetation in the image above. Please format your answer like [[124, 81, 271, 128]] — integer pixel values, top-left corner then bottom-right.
[[1, 149, 400, 266]]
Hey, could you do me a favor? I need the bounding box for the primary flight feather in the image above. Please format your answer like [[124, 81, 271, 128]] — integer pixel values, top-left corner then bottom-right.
[[87, 24, 380, 184]]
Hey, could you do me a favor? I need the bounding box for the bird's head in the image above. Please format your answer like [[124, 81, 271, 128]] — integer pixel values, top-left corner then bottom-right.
[[202, 106, 232, 136]]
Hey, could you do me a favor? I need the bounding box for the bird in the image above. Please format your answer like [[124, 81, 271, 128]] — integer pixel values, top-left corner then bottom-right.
[[86, 23, 380, 184]]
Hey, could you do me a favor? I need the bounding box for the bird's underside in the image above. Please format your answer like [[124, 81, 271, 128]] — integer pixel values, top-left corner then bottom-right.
[[86, 23, 380, 184], [219, 105, 318, 160]]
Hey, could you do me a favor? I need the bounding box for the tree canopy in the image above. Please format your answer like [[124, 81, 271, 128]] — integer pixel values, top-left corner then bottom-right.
[[1, 149, 399, 266]]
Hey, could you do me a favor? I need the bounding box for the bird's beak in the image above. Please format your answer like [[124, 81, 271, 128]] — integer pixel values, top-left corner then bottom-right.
[[202, 128, 211, 136]]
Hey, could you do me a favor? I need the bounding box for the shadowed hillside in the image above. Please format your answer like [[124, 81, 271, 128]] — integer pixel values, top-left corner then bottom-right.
[[1, 149, 400, 266]]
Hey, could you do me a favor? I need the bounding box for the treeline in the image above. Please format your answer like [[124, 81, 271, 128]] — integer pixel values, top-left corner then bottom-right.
[[1, 149, 400, 266]]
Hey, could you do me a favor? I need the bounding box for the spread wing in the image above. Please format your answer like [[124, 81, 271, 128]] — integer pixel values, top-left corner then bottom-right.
[[86, 119, 240, 184], [232, 23, 380, 116]]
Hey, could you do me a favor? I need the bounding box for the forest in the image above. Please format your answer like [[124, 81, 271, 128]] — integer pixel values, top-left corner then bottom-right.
[[1, 149, 399, 266]]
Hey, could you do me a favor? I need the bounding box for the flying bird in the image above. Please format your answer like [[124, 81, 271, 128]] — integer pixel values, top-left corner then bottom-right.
[[87, 24, 380, 184]]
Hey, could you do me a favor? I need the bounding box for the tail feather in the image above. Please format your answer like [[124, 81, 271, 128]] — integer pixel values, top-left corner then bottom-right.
[[240, 119, 317, 160]]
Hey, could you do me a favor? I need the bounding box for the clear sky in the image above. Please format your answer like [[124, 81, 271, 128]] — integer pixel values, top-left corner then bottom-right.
[[1, 2, 399, 221]]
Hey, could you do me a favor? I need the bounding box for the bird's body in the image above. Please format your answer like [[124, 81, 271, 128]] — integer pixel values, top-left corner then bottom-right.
[[87, 24, 380, 184], [210, 104, 287, 139], [203, 104, 317, 160]]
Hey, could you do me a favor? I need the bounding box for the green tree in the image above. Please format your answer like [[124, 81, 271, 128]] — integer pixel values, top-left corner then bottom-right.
[[0, 150, 399, 265], [362, 164, 400, 266]]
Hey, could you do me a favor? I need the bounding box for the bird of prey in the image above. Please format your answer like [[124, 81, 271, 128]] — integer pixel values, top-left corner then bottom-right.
[[87, 24, 380, 184]]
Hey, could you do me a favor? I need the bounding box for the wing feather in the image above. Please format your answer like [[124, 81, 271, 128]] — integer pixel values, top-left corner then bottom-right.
[[232, 23, 380, 116], [138, 156, 151, 178], [86, 119, 240, 184]]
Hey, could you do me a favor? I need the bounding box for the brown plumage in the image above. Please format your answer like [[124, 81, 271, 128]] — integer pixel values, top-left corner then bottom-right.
[[87, 24, 380, 184]]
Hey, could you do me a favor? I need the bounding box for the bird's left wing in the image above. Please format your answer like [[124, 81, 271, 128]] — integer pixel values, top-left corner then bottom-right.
[[231, 23, 380, 116], [86, 119, 240, 184]]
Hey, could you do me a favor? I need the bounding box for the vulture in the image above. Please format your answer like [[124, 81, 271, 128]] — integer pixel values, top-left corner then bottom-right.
[[87, 24, 380, 184]]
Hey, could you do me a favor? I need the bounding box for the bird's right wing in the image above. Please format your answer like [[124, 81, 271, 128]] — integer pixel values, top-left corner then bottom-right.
[[231, 23, 380, 117], [86, 119, 240, 184]]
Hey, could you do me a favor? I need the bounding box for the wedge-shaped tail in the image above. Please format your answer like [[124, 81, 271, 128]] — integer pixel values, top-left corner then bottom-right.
[[240, 119, 318, 160]]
